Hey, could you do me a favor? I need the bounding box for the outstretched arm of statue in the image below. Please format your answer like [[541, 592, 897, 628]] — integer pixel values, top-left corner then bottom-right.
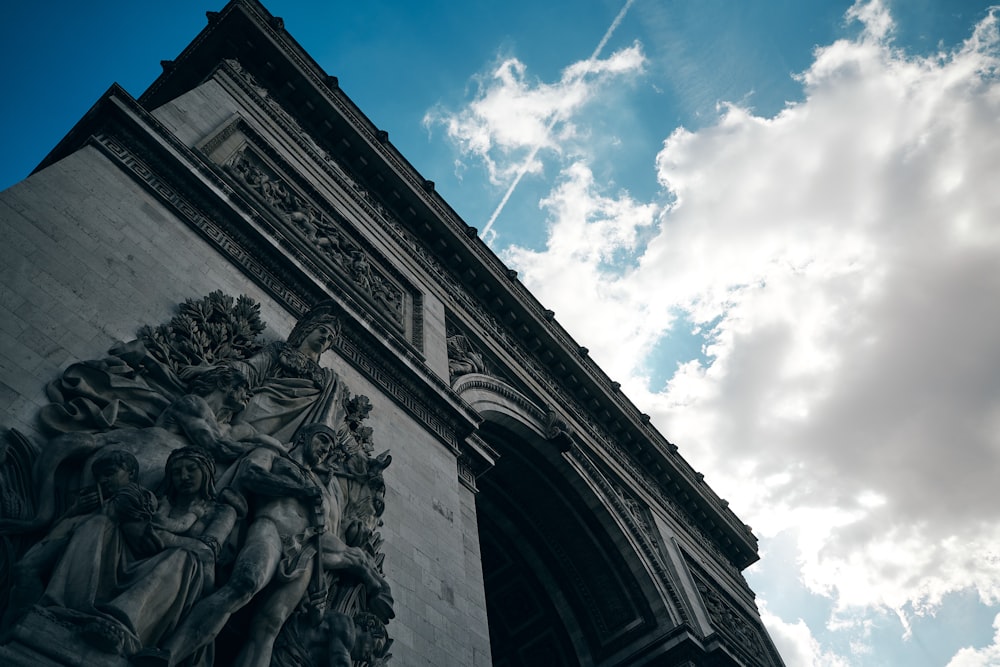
[[200, 502, 239, 556], [225, 423, 287, 453], [163, 395, 249, 461], [319, 532, 386, 585], [236, 450, 322, 503]]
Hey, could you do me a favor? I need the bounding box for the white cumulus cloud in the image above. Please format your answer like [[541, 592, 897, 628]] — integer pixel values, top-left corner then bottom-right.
[[759, 604, 852, 667], [948, 613, 1000, 666], [433, 0, 1000, 652], [507, 0, 1000, 625]]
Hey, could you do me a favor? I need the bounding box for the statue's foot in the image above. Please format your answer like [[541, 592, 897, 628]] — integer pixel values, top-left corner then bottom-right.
[[80, 618, 125, 654], [130, 647, 171, 667]]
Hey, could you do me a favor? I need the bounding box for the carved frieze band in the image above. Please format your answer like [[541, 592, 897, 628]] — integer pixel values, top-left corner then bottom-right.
[[568, 445, 693, 627], [216, 57, 748, 563], [92, 130, 465, 454], [215, 61, 429, 355], [688, 560, 783, 667], [225, 145, 406, 330]]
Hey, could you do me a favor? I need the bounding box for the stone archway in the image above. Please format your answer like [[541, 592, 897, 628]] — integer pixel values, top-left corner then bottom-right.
[[454, 375, 674, 666]]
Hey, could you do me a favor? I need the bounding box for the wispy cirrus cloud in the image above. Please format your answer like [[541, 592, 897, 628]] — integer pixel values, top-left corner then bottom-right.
[[423, 43, 645, 185]]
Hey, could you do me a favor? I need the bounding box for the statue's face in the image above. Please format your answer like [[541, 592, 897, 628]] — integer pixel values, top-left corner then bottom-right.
[[299, 323, 337, 356], [306, 430, 335, 467], [170, 458, 206, 497], [224, 380, 252, 411], [95, 465, 132, 497]]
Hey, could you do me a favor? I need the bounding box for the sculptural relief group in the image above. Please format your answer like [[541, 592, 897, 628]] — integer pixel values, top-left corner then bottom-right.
[[0, 293, 394, 667]]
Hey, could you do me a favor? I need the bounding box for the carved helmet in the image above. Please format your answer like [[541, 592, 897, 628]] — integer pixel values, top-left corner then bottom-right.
[[287, 300, 341, 349]]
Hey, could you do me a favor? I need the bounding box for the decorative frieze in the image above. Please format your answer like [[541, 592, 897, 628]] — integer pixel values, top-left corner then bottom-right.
[[217, 54, 750, 567], [689, 560, 784, 667], [91, 124, 469, 456]]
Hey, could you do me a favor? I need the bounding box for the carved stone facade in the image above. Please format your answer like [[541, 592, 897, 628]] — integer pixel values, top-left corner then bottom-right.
[[0, 1, 783, 665]]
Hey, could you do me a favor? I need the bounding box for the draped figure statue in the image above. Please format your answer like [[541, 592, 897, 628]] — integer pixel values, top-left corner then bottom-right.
[[0, 294, 395, 667]]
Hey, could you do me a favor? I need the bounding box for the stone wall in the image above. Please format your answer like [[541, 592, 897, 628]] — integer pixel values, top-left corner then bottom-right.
[[0, 147, 290, 439], [0, 121, 492, 665]]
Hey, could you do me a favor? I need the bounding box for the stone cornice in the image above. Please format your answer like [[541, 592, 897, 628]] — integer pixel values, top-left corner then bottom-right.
[[37, 84, 483, 469], [116, 0, 756, 566]]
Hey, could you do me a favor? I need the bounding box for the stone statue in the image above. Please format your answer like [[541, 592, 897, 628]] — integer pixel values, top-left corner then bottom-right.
[[5, 367, 261, 537], [447, 333, 487, 381], [5, 447, 238, 664], [269, 424, 394, 667], [0, 294, 395, 666], [2, 449, 141, 629], [140, 424, 390, 667], [226, 302, 346, 443]]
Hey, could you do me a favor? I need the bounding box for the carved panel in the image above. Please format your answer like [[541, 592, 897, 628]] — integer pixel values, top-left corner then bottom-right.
[[214, 56, 751, 570], [197, 114, 419, 351], [688, 559, 784, 667]]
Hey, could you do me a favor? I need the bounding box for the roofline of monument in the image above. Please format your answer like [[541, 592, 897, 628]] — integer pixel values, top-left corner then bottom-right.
[[38, 0, 761, 568]]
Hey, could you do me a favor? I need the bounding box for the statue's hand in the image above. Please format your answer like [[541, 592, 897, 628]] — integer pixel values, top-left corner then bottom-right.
[[66, 488, 102, 516], [308, 585, 327, 614]]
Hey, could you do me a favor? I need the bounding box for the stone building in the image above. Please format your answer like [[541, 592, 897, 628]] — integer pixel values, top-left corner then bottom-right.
[[0, 1, 784, 665]]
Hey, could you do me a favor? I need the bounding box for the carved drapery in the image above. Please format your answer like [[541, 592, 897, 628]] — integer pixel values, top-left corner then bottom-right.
[[0, 294, 395, 667]]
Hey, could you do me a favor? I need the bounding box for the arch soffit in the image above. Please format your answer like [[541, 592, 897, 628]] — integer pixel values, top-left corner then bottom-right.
[[452, 372, 549, 441], [457, 373, 680, 656]]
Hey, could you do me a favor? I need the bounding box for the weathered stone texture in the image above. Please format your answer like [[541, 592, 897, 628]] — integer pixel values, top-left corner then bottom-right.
[[0, 150, 291, 439], [336, 365, 493, 665]]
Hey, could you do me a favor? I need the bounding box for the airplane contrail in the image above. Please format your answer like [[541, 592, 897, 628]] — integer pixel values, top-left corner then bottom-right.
[[480, 0, 637, 241]]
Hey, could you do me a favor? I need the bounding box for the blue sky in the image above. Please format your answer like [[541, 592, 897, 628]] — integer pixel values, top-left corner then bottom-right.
[[4, 2, 1000, 665]]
